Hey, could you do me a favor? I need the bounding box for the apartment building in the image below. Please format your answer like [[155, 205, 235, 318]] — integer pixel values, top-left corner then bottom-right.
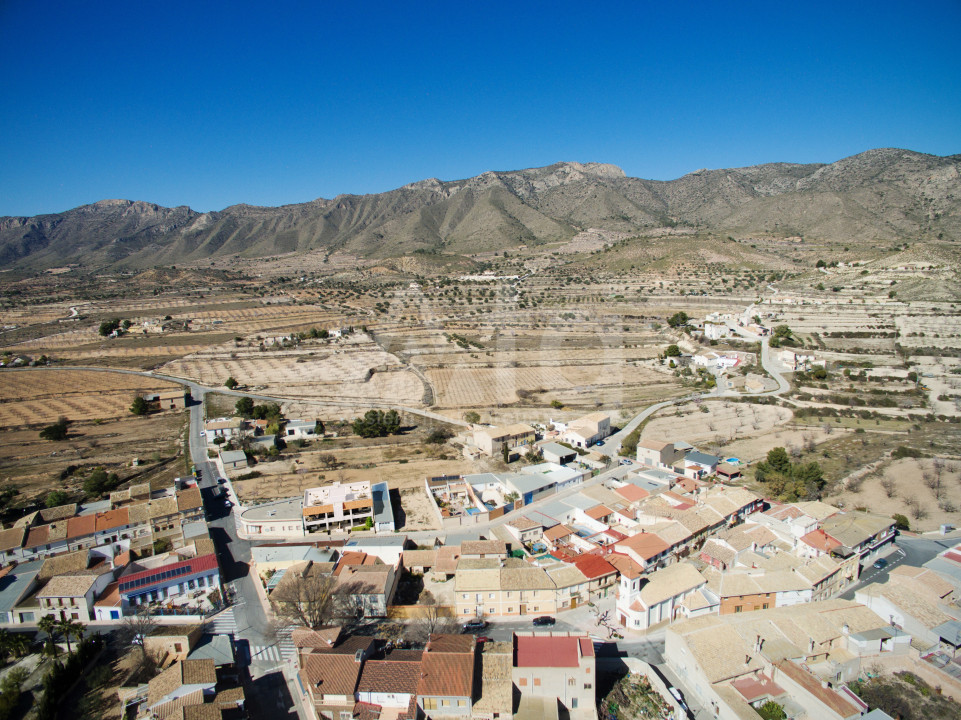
[[303, 481, 374, 533], [513, 632, 596, 720]]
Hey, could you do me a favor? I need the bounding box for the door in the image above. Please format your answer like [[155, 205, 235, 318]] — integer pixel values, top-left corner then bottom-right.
[[519, 603, 527, 615]]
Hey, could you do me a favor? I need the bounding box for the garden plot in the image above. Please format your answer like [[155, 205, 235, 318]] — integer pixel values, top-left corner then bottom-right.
[[0, 370, 182, 428], [640, 402, 794, 447]]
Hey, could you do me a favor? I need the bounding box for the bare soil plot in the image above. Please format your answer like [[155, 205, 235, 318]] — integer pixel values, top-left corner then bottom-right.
[[0, 370, 182, 428], [829, 457, 961, 532], [640, 402, 794, 448], [0, 412, 186, 500]]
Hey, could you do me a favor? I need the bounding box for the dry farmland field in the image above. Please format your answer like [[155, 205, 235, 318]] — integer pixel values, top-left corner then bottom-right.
[[0, 369, 183, 428]]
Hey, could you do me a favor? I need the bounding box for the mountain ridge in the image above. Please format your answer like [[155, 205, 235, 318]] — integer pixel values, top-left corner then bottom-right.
[[1, 149, 958, 270]]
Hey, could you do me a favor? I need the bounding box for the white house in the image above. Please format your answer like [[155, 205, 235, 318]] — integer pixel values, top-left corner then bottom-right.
[[617, 561, 714, 630]]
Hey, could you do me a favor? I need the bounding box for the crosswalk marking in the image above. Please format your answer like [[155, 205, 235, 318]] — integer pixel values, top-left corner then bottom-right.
[[207, 608, 237, 635], [250, 625, 296, 664]]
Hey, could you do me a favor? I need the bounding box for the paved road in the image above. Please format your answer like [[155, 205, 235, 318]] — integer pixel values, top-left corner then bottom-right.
[[839, 535, 957, 600]]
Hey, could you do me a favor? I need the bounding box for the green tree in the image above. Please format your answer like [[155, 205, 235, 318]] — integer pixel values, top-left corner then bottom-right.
[[251, 402, 282, 421], [98, 318, 121, 336], [39, 417, 70, 441], [129, 396, 150, 416], [766, 447, 792, 474], [37, 616, 60, 657], [83, 468, 119, 497], [667, 311, 689, 328], [550, 399, 564, 409], [892, 513, 910, 531], [224, 376, 238, 390], [44, 491, 69, 508], [665, 344, 682, 357], [314, 419, 326, 435], [235, 397, 255, 417], [463, 411, 480, 424], [757, 700, 786, 720], [56, 618, 84, 653], [502, 443, 510, 463]]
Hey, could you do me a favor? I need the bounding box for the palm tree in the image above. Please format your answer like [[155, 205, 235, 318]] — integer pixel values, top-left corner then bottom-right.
[[8, 633, 29, 659], [37, 615, 61, 657], [56, 618, 85, 654]]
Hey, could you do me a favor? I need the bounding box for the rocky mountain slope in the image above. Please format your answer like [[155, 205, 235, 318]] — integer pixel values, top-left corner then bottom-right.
[[1, 149, 958, 270]]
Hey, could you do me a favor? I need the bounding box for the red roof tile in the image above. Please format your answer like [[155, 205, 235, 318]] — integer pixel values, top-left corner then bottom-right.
[[800, 529, 841, 553], [615, 485, 649, 502], [572, 554, 617, 580], [96, 507, 129, 532], [515, 635, 585, 668], [66, 514, 96, 540]]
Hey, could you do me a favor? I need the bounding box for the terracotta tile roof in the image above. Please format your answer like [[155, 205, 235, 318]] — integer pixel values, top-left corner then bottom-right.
[[301, 652, 364, 695], [37, 549, 89, 580], [585, 505, 613, 521], [572, 553, 617, 580], [149, 497, 180, 519], [66, 513, 96, 540], [23, 525, 50, 549], [291, 625, 341, 649], [177, 488, 203, 513], [544, 524, 574, 542], [180, 705, 223, 720], [12, 512, 39, 529], [313, 635, 376, 656], [614, 484, 649, 502], [37, 573, 100, 598], [95, 507, 129, 532], [39, 504, 78, 522], [0, 526, 25, 553], [418, 651, 474, 698], [515, 634, 591, 668], [461, 540, 507, 556], [426, 634, 475, 654], [799, 528, 841, 553], [435, 545, 461, 574], [148, 659, 216, 707], [616, 531, 670, 561], [774, 660, 859, 717], [606, 552, 644, 580], [401, 549, 437, 568], [193, 538, 216, 557], [93, 580, 121, 607], [127, 501, 152, 525], [357, 659, 422, 694], [508, 516, 542, 530]]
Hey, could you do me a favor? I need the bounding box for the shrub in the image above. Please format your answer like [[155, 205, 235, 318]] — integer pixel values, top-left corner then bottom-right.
[[39, 417, 69, 441]]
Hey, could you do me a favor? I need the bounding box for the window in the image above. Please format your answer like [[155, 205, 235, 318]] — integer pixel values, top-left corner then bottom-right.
[[462, 593, 469, 600], [174, 643, 183, 652], [584, 683, 592, 689], [762, 603, 769, 610], [441, 700, 449, 707], [734, 605, 743, 613], [534, 678, 541, 687], [488, 593, 494, 599], [457, 700, 467, 707], [519, 678, 527, 687], [423, 699, 437, 709], [340, 713, 353, 720], [463, 608, 470, 614], [572, 698, 578, 709], [568, 678, 575, 686], [586, 667, 590, 674]]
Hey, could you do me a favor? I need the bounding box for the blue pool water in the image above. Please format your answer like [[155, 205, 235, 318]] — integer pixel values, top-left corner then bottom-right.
[[465, 507, 480, 515], [725, 457, 742, 465]]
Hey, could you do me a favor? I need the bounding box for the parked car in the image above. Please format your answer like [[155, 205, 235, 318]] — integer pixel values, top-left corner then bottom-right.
[[476, 636, 492, 644], [217, 477, 227, 484], [533, 616, 555, 626], [620, 458, 632, 466], [668, 687, 689, 711], [224, 499, 232, 508], [873, 558, 888, 570], [463, 620, 487, 632]]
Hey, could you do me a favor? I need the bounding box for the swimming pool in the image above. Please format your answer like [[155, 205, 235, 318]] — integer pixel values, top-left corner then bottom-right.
[[725, 457, 742, 465]]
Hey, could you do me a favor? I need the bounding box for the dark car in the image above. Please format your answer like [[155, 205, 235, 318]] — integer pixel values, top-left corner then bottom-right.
[[533, 616, 556, 626], [873, 558, 888, 570], [463, 620, 488, 632]]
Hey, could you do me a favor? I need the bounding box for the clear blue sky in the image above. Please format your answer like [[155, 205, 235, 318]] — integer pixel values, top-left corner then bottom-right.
[[1, 0, 959, 217]]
